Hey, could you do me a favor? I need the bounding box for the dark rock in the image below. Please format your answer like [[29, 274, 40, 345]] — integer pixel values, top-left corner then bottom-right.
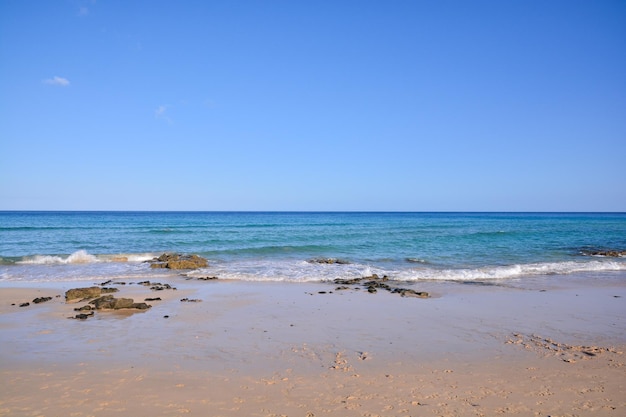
[[365, 274, 388, 281], [74, 305, 93, 311], [334, 277, 364, 285], [334, 274, 429, 299], [148, 253, 208, 270], [150, 283, 175, 291], [65, 286, 118, 302], [90, 295, 132, 309], [391, 288, 430, 298], [363, 280, 391, 291], [19, 302, 30, 307], [32, 296, 53, 304], [74, 312, 94, 320], [308, 258, 350, 265], [582, 249, 626, 257], [197, 276, 218, 281], [145, 297, 162, 301], [89, 295, 151, 310]]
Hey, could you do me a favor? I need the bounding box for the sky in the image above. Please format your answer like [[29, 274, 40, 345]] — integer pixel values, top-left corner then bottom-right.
[[1, 0, 625, 211]]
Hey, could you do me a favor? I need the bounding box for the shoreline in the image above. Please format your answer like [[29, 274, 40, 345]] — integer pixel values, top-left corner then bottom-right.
[[1, 273, 625, 416]]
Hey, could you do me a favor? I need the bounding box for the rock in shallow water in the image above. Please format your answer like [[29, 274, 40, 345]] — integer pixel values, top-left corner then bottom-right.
[[148, 253, 208, 269]]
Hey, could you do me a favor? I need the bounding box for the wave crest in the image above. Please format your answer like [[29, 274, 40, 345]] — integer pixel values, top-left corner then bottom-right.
[[17, 250, 100, 265]]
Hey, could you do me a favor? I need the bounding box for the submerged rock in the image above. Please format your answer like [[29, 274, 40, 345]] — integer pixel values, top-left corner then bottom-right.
[[582, 249, 626, 257], [308, 258, 350, 265]]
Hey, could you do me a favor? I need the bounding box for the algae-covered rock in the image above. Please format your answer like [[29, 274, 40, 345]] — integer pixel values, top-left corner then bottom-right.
[[148, 253, 208, 269]]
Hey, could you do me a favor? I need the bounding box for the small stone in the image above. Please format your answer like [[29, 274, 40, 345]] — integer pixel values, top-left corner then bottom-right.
[[180, 298, 202, 302]]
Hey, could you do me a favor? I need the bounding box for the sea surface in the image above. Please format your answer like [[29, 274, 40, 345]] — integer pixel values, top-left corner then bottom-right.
[[1, 211, 625, 284]]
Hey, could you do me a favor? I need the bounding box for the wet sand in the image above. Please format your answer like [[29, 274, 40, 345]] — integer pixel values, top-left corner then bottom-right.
[[1, 274, 625, 416]]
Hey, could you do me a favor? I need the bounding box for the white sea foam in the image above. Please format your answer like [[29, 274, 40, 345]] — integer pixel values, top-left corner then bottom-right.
[[187, 259, 385, 283], [190, 259, 626, 283], [397, 260, 626, 281]]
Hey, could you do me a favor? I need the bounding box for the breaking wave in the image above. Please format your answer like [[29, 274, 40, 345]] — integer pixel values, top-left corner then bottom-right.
[[17, 250, 100, 265], [14, 250, 156, 265]]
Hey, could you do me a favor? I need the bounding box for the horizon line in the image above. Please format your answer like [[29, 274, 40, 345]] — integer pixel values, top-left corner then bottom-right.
[[1, 210, 625, 214]]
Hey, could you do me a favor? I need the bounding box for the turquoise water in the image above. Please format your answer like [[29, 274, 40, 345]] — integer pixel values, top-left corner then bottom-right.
[[1, 211, 625, 282]]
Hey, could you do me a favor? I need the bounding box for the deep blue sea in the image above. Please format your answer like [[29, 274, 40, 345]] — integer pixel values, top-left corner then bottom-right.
[[1, 212, 625, 283]]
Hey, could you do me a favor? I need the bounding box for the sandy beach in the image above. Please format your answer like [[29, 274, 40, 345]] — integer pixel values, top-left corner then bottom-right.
[[1, 274, 625, 416]]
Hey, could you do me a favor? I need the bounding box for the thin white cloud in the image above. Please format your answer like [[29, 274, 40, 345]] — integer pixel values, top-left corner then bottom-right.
[[43, 76, 70, 86], [155, 105, 172, 124], [77, 0, 96, 17]]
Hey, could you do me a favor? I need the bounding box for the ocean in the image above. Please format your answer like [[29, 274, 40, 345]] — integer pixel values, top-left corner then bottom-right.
[[1, 211, 625, 284]]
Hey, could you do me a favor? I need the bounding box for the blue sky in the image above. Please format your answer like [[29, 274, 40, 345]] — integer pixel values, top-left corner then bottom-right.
[[1, 0, 625, 211]]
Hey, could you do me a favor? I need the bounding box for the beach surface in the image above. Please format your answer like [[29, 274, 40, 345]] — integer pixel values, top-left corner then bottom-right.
[[1, 274, 625, 416]]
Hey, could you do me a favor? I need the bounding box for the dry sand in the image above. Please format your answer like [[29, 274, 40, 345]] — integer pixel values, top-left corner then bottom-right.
[[1, 274, 625, 416]]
